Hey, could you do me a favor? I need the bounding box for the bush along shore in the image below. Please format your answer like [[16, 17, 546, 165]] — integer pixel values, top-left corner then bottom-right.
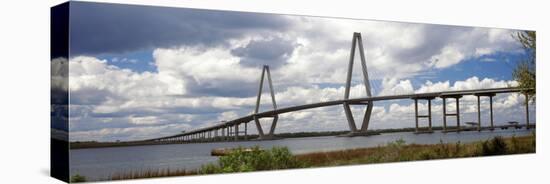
[[71, 133, 535, 182]]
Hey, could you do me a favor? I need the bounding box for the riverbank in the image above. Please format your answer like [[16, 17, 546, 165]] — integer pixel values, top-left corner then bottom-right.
[[71, 133, 535, 182], [295, 133, 535, 167]]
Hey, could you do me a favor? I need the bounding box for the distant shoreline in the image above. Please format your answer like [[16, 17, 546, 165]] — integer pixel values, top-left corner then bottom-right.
[[70, 124, 535, 150]]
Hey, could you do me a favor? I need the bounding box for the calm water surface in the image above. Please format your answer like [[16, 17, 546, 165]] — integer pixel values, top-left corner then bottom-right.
[[70, 129, 534, 181]]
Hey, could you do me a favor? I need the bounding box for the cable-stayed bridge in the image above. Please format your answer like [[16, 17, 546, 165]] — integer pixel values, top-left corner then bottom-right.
[[147, 33, 533, 143]]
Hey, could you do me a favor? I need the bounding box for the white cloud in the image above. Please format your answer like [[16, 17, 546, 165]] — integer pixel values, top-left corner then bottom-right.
[[379, 78, 414, 95], [480, 57, 497, 62], [154, 47, 254, 83], [415, 76, 518, 93], [51, 57, 68, 92], [69, 56, 174, 98], [415, 81, 451, 93], [429, 46, 465, 68], [275, 18, 522, 83], [218, 111, 239, 121], [71, 123, 193, 141], [475, 48, 494, 57]]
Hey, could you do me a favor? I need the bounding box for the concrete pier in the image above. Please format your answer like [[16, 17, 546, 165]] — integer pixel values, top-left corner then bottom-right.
[[412, 96, 435, 134], [441, 95, 462, 133], [234, 124, 239, 141], [341, 32, 374, 136], [244, 122, 248, 140], [253, 65, 279, 140], [474, 93, 496, 131]]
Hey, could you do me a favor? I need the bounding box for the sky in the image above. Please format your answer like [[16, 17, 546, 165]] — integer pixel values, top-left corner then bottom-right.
[[57, 2, 535, 142]]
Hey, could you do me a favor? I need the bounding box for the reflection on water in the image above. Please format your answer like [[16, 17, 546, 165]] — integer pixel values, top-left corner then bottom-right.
[[70, 129, 534, 181]]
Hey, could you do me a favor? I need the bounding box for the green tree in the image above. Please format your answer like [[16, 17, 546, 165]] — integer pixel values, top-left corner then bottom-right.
[[512, 31, 536, 102]]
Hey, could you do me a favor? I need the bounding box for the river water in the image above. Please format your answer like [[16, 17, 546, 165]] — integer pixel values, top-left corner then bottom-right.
[[70, 129, 534, 181]]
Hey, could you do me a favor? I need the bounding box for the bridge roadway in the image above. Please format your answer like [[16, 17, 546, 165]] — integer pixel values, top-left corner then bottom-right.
[[151, 87, 525, 141]]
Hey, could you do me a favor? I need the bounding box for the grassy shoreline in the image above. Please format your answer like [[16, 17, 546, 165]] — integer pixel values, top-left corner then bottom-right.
[[295, 134, 535, 167], [72, 133, 535, 182]]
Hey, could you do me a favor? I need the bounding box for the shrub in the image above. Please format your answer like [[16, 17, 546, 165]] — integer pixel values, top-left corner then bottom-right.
[[481, 136, 508, 156], [434, 140, 450, 158], [452, 141, 462, 157], [387, 138, 406, 148], [200, 146, 303, 174], [70, 174, 86, 183]]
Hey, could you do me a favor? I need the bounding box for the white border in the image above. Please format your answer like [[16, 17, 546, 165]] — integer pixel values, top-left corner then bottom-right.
[[0, 0, 546, 183]]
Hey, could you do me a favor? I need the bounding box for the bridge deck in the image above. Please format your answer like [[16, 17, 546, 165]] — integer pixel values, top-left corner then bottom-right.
[[151, 87, 524, 140]]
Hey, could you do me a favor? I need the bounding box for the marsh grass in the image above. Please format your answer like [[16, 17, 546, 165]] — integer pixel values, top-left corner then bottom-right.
[[295, 134, 535, 167], [110, 168, 197, 181]]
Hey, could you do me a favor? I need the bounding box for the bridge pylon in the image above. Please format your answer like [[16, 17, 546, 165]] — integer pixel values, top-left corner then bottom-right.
[[341, 32, 375, 136], [252, 65, 279, 140]]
